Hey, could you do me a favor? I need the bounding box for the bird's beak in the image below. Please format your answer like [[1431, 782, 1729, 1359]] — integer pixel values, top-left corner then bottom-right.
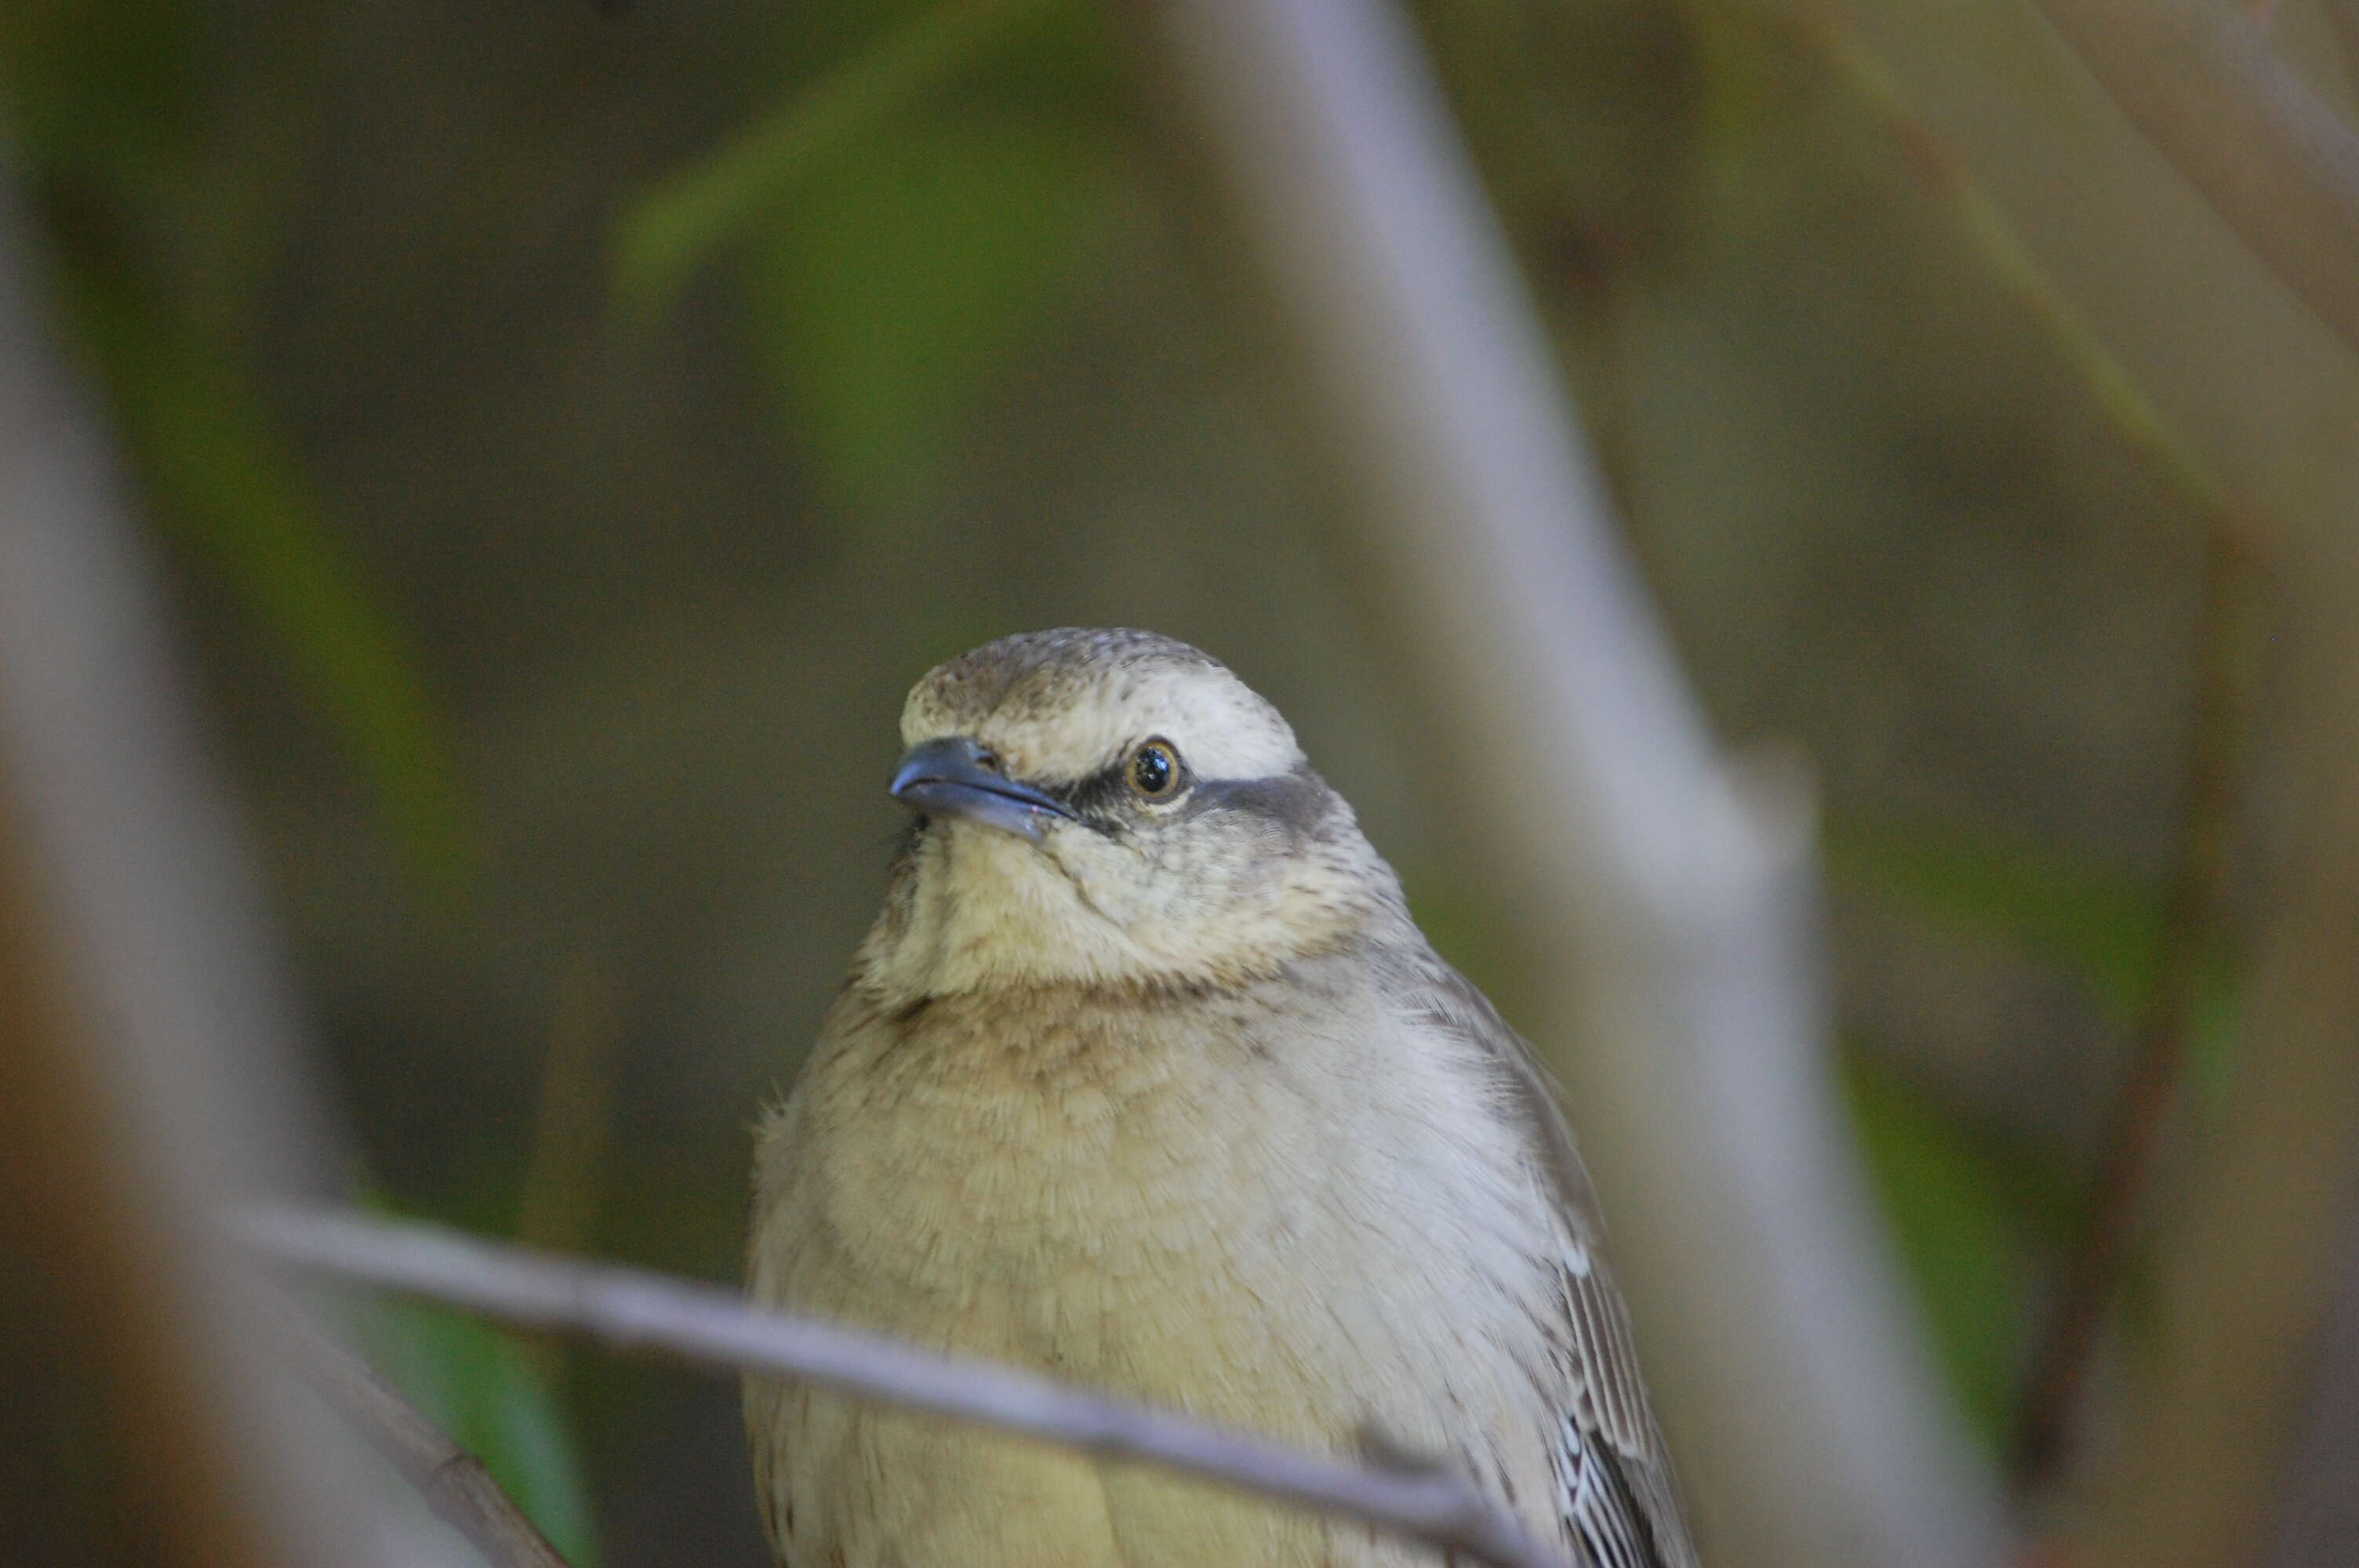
[[890, 736, 1074, 844]]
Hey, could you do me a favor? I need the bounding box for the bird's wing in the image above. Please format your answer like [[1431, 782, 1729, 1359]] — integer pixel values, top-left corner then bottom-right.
[[1395, 950, 1702, 1568]]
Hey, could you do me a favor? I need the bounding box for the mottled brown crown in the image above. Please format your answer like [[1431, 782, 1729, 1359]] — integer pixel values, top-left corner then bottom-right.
[[900, 629, 1302, 786], [915, 628, 1223, 718]]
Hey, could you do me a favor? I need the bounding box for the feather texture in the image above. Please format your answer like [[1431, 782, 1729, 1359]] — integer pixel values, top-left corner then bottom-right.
[[1385, 951, 1699, 1568]]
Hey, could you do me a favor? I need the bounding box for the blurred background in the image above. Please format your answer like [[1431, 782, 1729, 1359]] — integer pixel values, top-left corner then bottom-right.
[[5, 0, 2357, 1564]]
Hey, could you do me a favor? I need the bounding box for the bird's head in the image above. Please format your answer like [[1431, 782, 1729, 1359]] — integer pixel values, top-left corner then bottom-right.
[[856, 628, 1400, 1001]]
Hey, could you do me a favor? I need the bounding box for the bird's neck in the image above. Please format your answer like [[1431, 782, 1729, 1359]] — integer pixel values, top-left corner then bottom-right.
[[855, 818, 1406, 1005]]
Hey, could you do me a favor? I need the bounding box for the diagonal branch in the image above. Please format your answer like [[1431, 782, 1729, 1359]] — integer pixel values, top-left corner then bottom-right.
[[2012, 533, 2259, 1490], [232, 1203, 1582, 1568], [2031, 0, 2359, 360], [256, 1284, 573, 1568], [2074, 566, 2359, 1568], [0, 179, 423, 1568]]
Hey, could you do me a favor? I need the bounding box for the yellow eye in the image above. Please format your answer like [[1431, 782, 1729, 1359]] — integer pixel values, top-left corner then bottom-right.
[[1129, 739, 1181, 799]]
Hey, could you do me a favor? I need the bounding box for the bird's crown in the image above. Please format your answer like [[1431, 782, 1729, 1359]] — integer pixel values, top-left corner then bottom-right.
[[899, 627, 1303, 786]]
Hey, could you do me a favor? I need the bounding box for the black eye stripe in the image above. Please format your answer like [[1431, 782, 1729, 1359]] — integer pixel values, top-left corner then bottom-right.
[[1183, 767, 1332, 836], [1041, 759, 1332, 840], [1054, 762, 1135, 817]]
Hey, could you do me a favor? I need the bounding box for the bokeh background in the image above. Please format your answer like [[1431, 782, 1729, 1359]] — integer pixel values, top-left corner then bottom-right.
[[7, 0, 2357, 1564]]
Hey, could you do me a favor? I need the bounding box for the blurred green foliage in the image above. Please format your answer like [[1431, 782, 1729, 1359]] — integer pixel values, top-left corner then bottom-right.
[[739, 107, 1121, 517], [1842, 1051, 2055, 1447], [361, 1297, 602, 1566], [71, 273, 477, 891], [613, 0, 1062, 321], [337, 1177, 603, 1565], [6, 0, 474, 897], [1834, 817, 2241, 1100], [620, 0, 1124, 517], [1830, 818, 2172, 1014], [1, 0, 196, 180], [1831, 816, 2241, 1446]]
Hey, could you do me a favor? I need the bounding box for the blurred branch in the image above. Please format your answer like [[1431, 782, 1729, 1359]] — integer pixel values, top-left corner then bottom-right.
[[512, 959, 621, 1392], [2013, 532, 2260, 1490], [0, 183, 410, 1567], [1125, 3, 2005, 1566], [0, 736, 296, 1568], [235, 1204, 1581, 1568], [1790, 6, 2258, 550], [2030, 0, 2359, 360], [1806, 0, 2350, 1537], [2078, 552, 2359, 1568], [612, 0, 1052, 321], [514, 960, 621, 1259], [259, 1284, 573, 1568], [2317, 0, 2359, 96], [2266, 1196, 2359, 1563]]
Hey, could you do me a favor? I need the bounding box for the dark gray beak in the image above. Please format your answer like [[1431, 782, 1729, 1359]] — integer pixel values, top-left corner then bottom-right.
[[890, 736, 1074, 843]]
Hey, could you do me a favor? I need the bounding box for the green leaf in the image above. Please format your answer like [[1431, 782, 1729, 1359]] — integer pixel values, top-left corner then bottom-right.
[[1841, 1051, 2050, 1448], [611, 0, 1061, 323], [737, 111, 1120, 516], [1826, 817, 2163, 1014], [60, 270, 476, 896], [359, 1299, 601, 1567], [338, 1181, 600, 1565]]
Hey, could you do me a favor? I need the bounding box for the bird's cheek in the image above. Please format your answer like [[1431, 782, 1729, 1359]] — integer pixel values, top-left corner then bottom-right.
[[1045, 836, 1148, 928]]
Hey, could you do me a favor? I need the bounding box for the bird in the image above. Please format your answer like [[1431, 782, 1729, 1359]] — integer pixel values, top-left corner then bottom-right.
[[745, 627, 1699, 1568]]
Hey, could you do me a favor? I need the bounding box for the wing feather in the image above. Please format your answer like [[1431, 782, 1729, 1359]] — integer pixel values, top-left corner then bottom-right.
[[1386, 946, 1701, 1568]]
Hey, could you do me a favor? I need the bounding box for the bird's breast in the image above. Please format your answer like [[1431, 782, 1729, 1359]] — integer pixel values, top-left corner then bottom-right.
[[751, 972, 1558, 1444], [787, 996, 1314, 1377]]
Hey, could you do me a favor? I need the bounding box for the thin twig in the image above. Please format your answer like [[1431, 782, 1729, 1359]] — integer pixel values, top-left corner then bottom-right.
[[515, 958, 620, 1259], [255, 1283, 574, 1568], [232, 1203, 1579, 1568], [0, 184, 417, 1564], [2072, 569, 2359, 1568], [2031, 0, 2359, 360], [513, 958, 621, 1390], [1771, 6, 2270, 1491], [1779, 0, 2305, 1511], [2011, 535, 2259, 1490], [1788, 4, 2255, 549]]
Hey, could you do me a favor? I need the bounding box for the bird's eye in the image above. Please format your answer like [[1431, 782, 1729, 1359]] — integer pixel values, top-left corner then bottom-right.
[[1129, 739, 1181, 800]]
